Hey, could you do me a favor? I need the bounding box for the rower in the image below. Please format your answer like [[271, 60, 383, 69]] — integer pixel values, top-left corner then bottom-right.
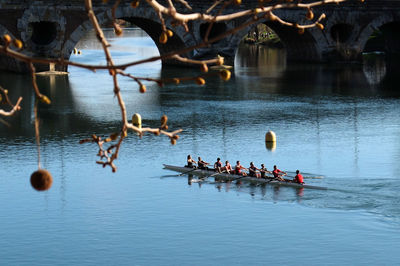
[[248, 162, 260, 178], [259, 164, 271, 179], [223, 160, 232, 174], [198, 157, 209, 170], [234, 161, 247, 176], [272, 165, 286, 181], [214, 158, 223, 172], [186, 155, 197, 168], [293, 170, 304, 184]]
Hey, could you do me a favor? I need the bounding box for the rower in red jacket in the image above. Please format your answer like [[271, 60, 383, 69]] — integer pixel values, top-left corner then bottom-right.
[[272, 165, 286, 181], [293, 170, 304, 184], [223, 160, 232, 174], [234, 161, 247, 176]]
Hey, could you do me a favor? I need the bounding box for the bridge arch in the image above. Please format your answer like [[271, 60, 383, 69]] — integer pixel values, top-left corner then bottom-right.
[[18, 6, 66, 58], [358, 14, 398, 52], [62, 6, 191, 70]]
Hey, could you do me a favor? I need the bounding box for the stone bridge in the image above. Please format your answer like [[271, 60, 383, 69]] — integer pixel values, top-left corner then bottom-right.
[[0, 0, 399, 72]]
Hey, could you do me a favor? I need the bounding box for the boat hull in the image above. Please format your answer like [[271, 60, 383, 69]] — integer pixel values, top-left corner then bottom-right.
[[163, 164, 327, 190]]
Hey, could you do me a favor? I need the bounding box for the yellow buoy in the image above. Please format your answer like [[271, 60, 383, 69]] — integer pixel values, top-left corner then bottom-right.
[[132, 113, 142, 128], [265, 130, 276, 142], [265, 141, 276, 152]]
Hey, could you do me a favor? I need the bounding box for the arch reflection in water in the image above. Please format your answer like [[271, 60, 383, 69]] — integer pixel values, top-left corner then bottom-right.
[[362, 54, 387, 86], [69, 27, 162, 124]]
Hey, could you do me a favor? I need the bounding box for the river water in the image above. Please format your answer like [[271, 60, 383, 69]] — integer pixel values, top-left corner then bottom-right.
[[1, 28, 400, 265]]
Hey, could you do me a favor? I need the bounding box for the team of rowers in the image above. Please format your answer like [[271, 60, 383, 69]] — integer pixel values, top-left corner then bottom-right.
[[186, 155, 304, 184]]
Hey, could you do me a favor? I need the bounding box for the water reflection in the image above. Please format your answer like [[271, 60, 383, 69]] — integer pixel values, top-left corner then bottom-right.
[[363, 54, 387, 86], [235, 43, 400, 97], [235, 44, 286, 78]]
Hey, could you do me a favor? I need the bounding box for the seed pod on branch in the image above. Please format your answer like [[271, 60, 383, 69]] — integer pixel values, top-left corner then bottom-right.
[[219, 70, 231, 81], [159, 32, 168, 44], [167, 30, 174, 38], [3, 34, 11, 45], [13, 39, 23, 49], [161, 114, 168, 129], [306, 8, 314, 20], [109, 68, 116, 76], [139, 84, 146, 93], [92, 134, 99, 141], [39, 95, 51, 105], [130, 0, 139, 8], [114, 24, 123, 36], [30, 169, 53, 191], [0, 88, 9, 104], [195, 77, 205, 85]]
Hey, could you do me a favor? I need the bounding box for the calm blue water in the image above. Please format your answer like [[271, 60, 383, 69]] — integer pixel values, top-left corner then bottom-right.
[[1, 28, 400, 265]]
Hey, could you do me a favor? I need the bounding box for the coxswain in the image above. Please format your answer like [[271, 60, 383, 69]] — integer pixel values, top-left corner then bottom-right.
[[272, 165, 286, 181], [198, 157, 209, 170], [214, 158, 223, 172], [293, 170, 304, 184], [186, 155, 197, 168], [223, 160, 232, 174], [248, 162, 260, 178], [259, 164, 271, 179], [234, 161, 247, 176]]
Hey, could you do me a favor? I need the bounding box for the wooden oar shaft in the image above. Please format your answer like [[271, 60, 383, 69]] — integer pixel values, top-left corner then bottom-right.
[[179, 167, 197, 176]]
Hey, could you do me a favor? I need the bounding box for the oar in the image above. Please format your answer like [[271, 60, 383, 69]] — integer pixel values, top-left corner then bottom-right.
[[285, 171, 324, 179], [178, 167, 197, 176], [201, 170, 226, 180], [231, 174, 245, 182]]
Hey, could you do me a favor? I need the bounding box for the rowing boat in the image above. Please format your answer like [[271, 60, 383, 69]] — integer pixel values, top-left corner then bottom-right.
[[163, 164, 328, 190]]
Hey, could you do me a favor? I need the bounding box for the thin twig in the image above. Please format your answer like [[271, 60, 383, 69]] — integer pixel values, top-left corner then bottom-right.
[[0, 97, 22, 116]]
